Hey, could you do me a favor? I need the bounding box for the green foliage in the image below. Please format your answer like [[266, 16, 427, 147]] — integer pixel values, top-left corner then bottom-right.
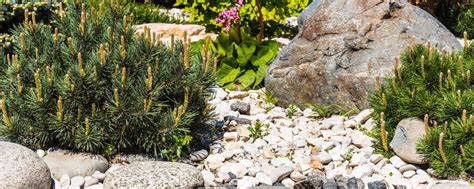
[[286, 104, 298, 118], [259, 89, 278, 112], [369, 42, 474, 177], [248, 121, 268, 141], [210, 29, 278, 90], [174, 0, 309, 39], [417, 119, 473, 178], [412, 0, 474, 37], [0, 2, 215, 161], [123, 2, 184, 25]]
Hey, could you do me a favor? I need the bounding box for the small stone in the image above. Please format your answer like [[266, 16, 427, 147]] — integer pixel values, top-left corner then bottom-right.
[[362, 118, 376, 131], [310, 160, 323, 169], [426, 168, 437, 177], [228, 91, 249, 99], [219, 163, 248, 179], [230, 102, 251, 115], [217, 171, 231, 183], [223, 132, 239, 141], [380, 164, 402, 178], [321, 116, 345, 129], [368, 181, 387, 189], [409, 174, 429, 184], [282, 178, 295, 187], [84, 178, 99, 187], [351, 164, 373, 178], [265, 166, 294, 184], [92, 171, 106, 181], [271, 157, 293, 167], [416, 169, 429, 176], [84, 176, 93, 182], [290, 171, 306, 182], [201, 170, 215, 184], [60, 174, 71, 187], [403, 170, 415, 178], [399, 164, 417, 173], [263, 148, 275, 159], [70, 176, 85, 187], [36, 149, 46, 157], [350, 130, 373, 148], [322, 178, 338, 189], [237, 176, 259, 188], [314, 151, 332, 164], [353, 109, 374, 125], [263, 134, 281, 144], [189, 149, 208, 162], [389, 156, 407, 168], [256, 172, 273, 185]]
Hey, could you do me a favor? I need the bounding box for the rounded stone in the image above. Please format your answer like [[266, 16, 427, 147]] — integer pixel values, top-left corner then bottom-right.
[[0, 142, 51, 189], [103, 161, 203, 188], [43, 150, 109, 179]]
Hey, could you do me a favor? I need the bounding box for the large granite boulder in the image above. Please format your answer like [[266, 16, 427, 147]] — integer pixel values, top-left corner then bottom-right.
[[103, 161, 204, 188], [43, 150, 109, 179], [0, 142, 51, 189], [265, 0, 461, 109]]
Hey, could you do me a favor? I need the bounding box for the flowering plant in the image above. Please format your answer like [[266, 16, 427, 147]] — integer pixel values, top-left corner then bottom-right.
[[215, 0, 243, 31]]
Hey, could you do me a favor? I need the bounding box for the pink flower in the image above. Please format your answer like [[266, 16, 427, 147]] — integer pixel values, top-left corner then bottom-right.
[[215, 0, 244, 31]]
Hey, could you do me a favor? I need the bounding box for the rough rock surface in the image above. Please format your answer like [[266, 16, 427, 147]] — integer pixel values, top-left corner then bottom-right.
[[0, 142, 51, 189], [389, 118, 427, 164], [43, 150, 109, 179], [265, 0, 461, 109], [103, 161, 203, 188]]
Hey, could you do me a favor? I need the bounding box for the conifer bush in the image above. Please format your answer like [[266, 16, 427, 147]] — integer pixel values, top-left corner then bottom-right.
[[369, 34, 474, 177], [0, 2, 216, 160]]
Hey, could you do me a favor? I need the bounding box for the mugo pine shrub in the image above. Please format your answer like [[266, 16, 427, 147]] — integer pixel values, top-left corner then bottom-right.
[[369, 34, 474, 177], [0, 2, 216, 160]]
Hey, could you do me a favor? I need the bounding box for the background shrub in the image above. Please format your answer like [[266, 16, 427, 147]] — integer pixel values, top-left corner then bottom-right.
[[369, 38, 474, 177], [0, 2, 215, 160], [174, 0, 309, 39]]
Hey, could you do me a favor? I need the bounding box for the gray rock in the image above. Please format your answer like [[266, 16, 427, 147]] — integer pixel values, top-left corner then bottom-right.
[[231, 102, 251, 115], [70, 176, 85, 187], [347, 177, 364, 189], [322, 178, 338, 189], [265, 0, 461, 109], [104, 161, 203, 188], [112, 153, 162, 164], [189, 149, 208, 162], [224, 116, 252, 125], [389, 118, 427, 164], [43, 150, 109, 179], [368, 181, 387, 189], [0, 142, 51, 189]]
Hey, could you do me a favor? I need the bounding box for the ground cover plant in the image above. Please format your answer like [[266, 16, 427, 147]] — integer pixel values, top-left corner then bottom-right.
[[0, 1, 216, 161], [369, 34, 474, 177]]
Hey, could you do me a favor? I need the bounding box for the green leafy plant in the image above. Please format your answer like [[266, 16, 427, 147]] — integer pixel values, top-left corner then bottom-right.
[[286, 104, 298, 118], [212, 29, 279, 90], [248, 121, 269, 141], [0, 1, 215, 161], [259, 89, 278, 112], [174, 0, 309, 39], [304, 103, 357, 118], [369, 35, 474, 177]]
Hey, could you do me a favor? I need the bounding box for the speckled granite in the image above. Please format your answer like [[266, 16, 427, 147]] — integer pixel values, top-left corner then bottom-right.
[[104, 161, 204, 189], [0, 142, 51, 189]]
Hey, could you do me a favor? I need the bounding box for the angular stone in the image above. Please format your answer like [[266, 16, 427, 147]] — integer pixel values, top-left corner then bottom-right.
[[368, 181, 387, 189], [389, 118, 427, 164], [399, 164, 417, 173], [237, 176, 259, 188], [103, 161, 203, 188], [43, 150, 109, 179], [230, 102, 251, 115], [0, 142, 51, 189], [389, 156, 407, 169], [351, 164, 373, 178], [403, 170, 415, 178], [256, 172, 273, 186], [314, 151, 332, 164], [60, 174, 71, 187], [70, 176, 85, 187], [265, 0, 461, 109], [201, 170, 215, 185], [84, 178, 99, 187]]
